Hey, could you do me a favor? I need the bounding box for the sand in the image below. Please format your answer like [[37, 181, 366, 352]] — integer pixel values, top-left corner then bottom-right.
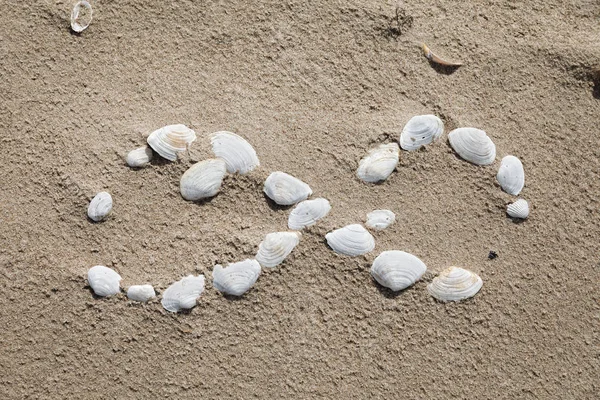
[[1, 0, 599, 398]]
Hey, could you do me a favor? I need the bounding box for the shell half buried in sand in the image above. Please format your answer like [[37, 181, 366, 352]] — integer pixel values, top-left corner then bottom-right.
[[161, 275, 205, 312], [87, 191, 113, 222], [87, 265, 121, 297], [180, 158, 227, 201], [427, 266, 482, 302], [255, 231, 301, 268], [507, 199, 529, 219], [71, 1, 93, 33], [365, 209, 396, 230], [288, 198, 331, 230], [356, 143, 399, 183], [126, 146, 153, 168], [263, 171, 312, 206], [399, 114, 444, 151], [448, 128, 496, 166], [212, 259, 261, 296], [497, 155, 525, 195], [147, 124, 196, 161], [371, 250, 427, 291], [325, 224, 375, 256], [211, 131, 260, 174]]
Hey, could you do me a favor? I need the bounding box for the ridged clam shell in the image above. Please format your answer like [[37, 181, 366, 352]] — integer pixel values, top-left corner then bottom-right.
[[255, 232, 301, 268], [288, 198, 331, 230], [127, 285, 156, 302], [448, 128, 496, 165], [87, 192, 113, 222], [325, 224, 375, 256], [399, 115, 444, 151], [161, 275, 205, 312], [87, 265, 121, 297], [497, 155, 525, 195], [147, 124, 196, 161], [211, 131, 260, 174], [213, 259, 261, 296], [126, 146, 153, 168], [180, 159, 227, 201], [366, 210, 395, 230], [71, 1, 92, 33], [371, 251, 427, 291], [264, 172, 312, 206], [427, 267, 483, 302], [356, 143, 399, 183], [507, 199, 529, 219]]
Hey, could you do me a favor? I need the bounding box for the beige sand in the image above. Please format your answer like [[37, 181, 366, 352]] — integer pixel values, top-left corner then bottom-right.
[[1, 0, 599, 398]]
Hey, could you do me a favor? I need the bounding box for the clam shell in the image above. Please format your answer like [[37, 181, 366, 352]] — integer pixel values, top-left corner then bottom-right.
[[325, 224, 375, 256], [71, 1, 92, 33], [161, 275, 205, 312], [127, 285, 156, 302], [212, 259, 261, 296], [507, 199, 529, 219], [180, 159, 227, 201], [428, 267, 482, 302], [147, 124, 197, 161], [357, 143, 399, 183], [366, 210, 396, 230], [126, 146, 153, 168], [255, 232, 301, 268], [399, 115, 444, 151], [288, 198, 331, 230], [448, 128, 496, 165], [87, 192, 113, 222], [497, 155, 525, 195], [371, 251, 427, 291], [211, 131, 260, 174], [87, 265, 121, 297], [264, 172, 312, 206]]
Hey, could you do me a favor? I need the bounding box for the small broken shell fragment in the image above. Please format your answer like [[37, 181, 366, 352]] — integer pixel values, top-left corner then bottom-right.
[[147, 124, 197, 161], [180, 158, 227, 201], [497, 155, 525, 195], [399, 115, 444, 151], [288, 197, 331, 230], [71, 1, 93, 33], [507, 199, 529, 219], [211, 131, 260, 174], [422, 43, 462, 67], [126, 146, 153, 168], [366, 210, 396, 230], [448, 128, 496, 166], [87, 265, 121, 297], [87, 191, 113, 222], [325, 224, 375, 256], [127, 285, 156, 302], [161, 275, 205, 312], [255, 231, 301, 268], [212, 259, 261, 296], [357, 143, 399, 183], [371, 251, 427, 291], [427, 266, 482, 302], [264, 171, 312, 206]]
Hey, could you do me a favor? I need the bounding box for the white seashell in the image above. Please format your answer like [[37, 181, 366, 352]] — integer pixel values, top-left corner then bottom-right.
[[87, 265, 121, 297], [263, 172, 312, 206], [325, 224, 375, 256], [366, 210, 396, 230], [127, 285, 156, 302], [497, 155, 525, 195], [180, 159, 227, 201], [255, 232, 301, 268], [357, 143, 399, 183], [161, 275, 205, 312], [212, 259, 261, 296], [147, 124, 196, 161], [71, 1, 92, 33], [448, 128, 496, 165], [126, 146, 153, 168], [507, 199, 529, 219], [427, 266, 483, 302], [371, 251, 427, 291], [288, 198, 331, 230], [211, 131, 260, 174], [87, 192, 113, 222], [399, 115, 444, 151]]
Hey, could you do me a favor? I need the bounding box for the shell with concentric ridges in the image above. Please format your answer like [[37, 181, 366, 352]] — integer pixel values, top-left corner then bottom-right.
[[256, 232, 301, 268], [356, 143, 399, 183], [180, 159, 227, 201], [211, 131, 260, 174], [399, 115, 444, 151], [87, 265, 121, 297], [147, 124, 196, 161], [427, 267, 482, 302], [161, 275, 205, 312], [288, 198, 331, 230], [371, 251, 427, 291], [213, 259, 261, 296], [448, 128, 496, 166], [325, 224, 375, 256], [264, 172, 312, 206]]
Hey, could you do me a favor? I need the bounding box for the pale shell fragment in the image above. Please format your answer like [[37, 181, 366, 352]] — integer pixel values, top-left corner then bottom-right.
[[87, 191, 113, 222], [211, 131, 260, 174], [422, 43, 462, 67], [399, 115, 444, 151], [357, 143, 399, 183], [371, 251, 427, 291], [127, 285, 156, 302], [71, 1, 92, 33], [507, 199, 529, 219], [87, 265, 121, 297], [255, 232, 301, 268], [161, 275, 205, 312], [428, 267, 482, 302], [325, 224, 375, 256], [366, 210, 396, 231], [147, 124, 196, 161], [126, 146, 153, 168], [180, 158, 227, 201], [212, 259, 261, 296], [264, 172, 312, 206], [288, 198, 331, 230], [448, 128, 496, 166], [497, 155, 525, 195]]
